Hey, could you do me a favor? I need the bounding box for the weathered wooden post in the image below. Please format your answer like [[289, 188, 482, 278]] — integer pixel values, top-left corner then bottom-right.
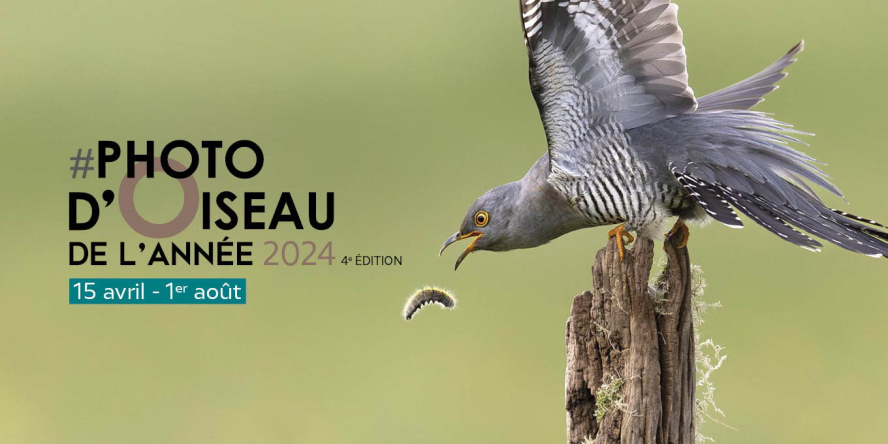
[[566, 232, 696, 444]]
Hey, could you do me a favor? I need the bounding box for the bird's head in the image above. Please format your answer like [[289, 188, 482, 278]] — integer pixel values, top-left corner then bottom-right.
[[440, 183, 520, 270]]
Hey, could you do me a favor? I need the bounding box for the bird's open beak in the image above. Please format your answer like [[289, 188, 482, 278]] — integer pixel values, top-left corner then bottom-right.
[[439, 231, 483, 270]]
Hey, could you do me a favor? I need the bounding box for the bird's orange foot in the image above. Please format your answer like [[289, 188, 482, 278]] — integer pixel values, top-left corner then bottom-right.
[[607, 224, 635, 261], [666, 220, 690, 249]]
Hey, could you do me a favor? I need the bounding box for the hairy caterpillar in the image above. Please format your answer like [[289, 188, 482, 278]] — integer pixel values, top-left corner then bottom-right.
[[403, 287, 457, 321]]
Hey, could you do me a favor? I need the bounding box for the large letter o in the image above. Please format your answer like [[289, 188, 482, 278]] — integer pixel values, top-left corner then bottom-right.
[[119, 157, 199, 238]]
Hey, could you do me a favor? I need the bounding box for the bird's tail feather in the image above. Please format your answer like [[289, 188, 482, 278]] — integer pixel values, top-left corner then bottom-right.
[[664, 110, 888, 259], [720, 183, 888, 257]]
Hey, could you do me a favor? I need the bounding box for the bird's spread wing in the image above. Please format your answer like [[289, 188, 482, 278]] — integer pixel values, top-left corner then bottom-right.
[[520, 0, 697, 177]]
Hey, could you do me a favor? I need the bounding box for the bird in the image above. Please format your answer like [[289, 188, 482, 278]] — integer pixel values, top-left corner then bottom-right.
[[440, 0, 888, 270]]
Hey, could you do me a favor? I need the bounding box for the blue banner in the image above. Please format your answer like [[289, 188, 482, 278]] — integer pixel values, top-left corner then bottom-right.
[[69, 279, 246, 305]]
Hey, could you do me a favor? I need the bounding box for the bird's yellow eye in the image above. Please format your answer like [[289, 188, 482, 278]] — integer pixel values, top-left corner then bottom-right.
[[474, 211, 490, 227]]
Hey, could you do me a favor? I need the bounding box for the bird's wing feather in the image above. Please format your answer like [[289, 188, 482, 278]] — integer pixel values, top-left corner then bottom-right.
[[696, 41, 804, 112], [520, 0, 697, 178], [643, 110, 888, 258]]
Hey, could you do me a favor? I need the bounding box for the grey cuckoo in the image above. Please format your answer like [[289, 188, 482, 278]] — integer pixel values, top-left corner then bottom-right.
[[440, 0, 888, 270]]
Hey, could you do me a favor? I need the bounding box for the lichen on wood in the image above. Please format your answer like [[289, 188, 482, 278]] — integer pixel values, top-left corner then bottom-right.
[[566, 232, 697, 444]]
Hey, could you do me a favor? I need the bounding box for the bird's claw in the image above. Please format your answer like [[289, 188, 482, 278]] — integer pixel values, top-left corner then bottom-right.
[[666, 220, 690, 249], [607, 224, 635, 261]]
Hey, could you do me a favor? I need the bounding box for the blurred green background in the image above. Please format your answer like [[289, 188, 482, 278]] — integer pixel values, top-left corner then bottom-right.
[[1, 0, 887, 442]]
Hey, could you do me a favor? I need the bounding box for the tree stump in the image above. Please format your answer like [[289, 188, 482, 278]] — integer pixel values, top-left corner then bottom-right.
[[566, 232, 696, 444]]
